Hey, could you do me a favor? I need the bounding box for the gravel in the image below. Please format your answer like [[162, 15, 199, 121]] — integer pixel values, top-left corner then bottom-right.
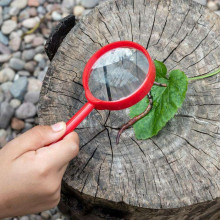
[[9, 57, 25, 70], [0, 102, 14, 129], [1, 19, 17, 35], [15, 102, 37, 119], [0, 68, 15, 83], [10, 77, 28, 100]]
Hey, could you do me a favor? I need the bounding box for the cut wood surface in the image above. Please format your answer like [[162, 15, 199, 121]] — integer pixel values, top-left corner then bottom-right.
[[39, 0, 220, 218]]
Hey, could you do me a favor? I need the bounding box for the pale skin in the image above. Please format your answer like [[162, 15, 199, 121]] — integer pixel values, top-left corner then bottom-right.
[[0, 122, 79, 218]]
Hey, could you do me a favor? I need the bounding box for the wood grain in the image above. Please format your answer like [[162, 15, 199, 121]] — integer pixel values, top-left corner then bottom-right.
[[39, 0, 220, 218]]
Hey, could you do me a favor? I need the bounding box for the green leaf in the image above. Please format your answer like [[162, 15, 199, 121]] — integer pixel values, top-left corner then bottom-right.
[[129, 62, 188, 140], [154, 60, 167, 80]]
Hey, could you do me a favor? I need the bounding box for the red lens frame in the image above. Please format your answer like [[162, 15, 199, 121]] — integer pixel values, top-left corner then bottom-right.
[[83, 41, 155, 110]]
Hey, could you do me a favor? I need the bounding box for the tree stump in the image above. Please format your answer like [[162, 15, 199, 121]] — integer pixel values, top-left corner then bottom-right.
[[38, 0, 220, 219]]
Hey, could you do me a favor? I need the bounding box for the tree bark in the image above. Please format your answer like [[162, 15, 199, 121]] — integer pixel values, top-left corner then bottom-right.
[[38, 0, 220, 219]]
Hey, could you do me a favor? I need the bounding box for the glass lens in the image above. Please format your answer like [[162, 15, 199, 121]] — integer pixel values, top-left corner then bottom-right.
[[88, 47, 149, 101]]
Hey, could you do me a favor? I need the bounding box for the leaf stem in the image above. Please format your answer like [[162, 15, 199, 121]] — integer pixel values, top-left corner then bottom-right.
[[188, 68, 220, 81]]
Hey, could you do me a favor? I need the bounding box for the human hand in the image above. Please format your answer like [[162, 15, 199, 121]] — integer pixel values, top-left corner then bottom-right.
[[0, 122, 79, 218]]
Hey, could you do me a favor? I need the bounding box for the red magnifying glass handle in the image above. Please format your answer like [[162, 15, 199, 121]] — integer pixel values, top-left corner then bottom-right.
[[55, 102, 94, 143]]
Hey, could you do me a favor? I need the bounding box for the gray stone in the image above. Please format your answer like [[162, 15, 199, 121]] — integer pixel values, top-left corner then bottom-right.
[[0, 102, 14, 129], [1, 20, 17, 35], [19, 216, 29, 220], [12, 51, 21, 58], [22, 122, 33, 132], [0, 54, 11, 63], [0, 129, 7, 147], [9, 58, 25, 70], [16, 102, 37, 119], [81, 0, 100, 8], [18, 70, 30, 76], [24, 34, 35, 43], [24, 91, 40, 104], [41, 210, 51, 219], [10, 99, 21, 109], [9, 7, 20, 16], [52, 11, 62, 21], [22, 49, 35, 61], [11, 0, 27, 9], [38, 70, 46, 81], [34, 53, 43, 62], [10, 77, 28, 100], [0, 42, 11, 54], [0, 0, 11, 6], [0, 68, 15, 83], [35, 45, 44, 53], [37, 6, 46, 14], [0, 89, 4, 102], [32, 36, 44, 47], [0, 31, 9, 45], [9, 36, 21, 51], [28, 78, 42, 92], [18, 8, 29, 21], [24, 61, 37, 72], [22, 17, 40, 28], [1, 81, 12, 93]]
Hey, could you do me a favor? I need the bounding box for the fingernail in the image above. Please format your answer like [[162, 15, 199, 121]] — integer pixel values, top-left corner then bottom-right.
[[51, 122, 65, 132]]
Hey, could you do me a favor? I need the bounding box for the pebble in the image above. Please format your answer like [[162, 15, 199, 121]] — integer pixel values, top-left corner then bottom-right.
[[10, 77, 28, 100], [9, 57, 25, 70], [41, 210, 51, 219], [22, 16, 40, 28], [19, 216, 30, 220], [15, 102, 37, 119], [0, 54, 11, 63], [1, 20, 17, 35], [10, 99, 21, 109], [0, 129, 7, 147], [12, 51, 21, 58], [32, 36, 44, 46], [0, 0, 11, 7], [38, 70, 46, 81], [0, 89, 4, 102], [34, 53, 44, 62], [11, 117, 25, 130], [1, 81, 13, 93], [37, 5, 46, 14], [24, 34, 35, 43], [28, 78, 42, 92], [0, 31, 9, 45], [35, 45, 44, 53], [22, 49, 35, 61], [24, 91, 40, 104], [11, 0, 28, 9], [9, 35, 21, 51], [24, 61, 36, 72], [207, 1, 220, 11], [18, 70, 30, 76], [28, 7, 37, 16], [51, 11, 62, 21], [0, 68, 15, 83], [28, 0, 39, 7], [0, 42, 11, 54], [73, 5, 85, 16], [0, 102, 14, 129], [9, 6, 20, 16], [81, 0, 99, 8]]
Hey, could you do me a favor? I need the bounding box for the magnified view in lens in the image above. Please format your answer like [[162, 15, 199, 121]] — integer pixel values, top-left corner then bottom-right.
[[88, 47, 149, 101]]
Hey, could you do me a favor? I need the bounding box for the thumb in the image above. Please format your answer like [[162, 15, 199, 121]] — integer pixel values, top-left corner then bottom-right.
[[7, 122, 66, 157]]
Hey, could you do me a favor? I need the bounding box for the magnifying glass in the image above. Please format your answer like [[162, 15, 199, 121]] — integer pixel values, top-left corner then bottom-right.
[[58, 41, 155, 141]]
